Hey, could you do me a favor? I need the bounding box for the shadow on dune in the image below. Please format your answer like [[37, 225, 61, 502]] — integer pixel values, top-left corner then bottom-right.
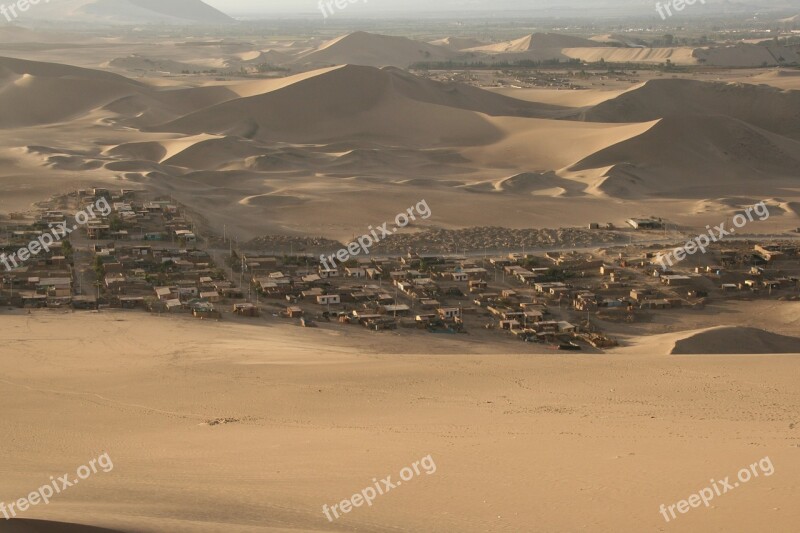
[[3, 519, 135, 533]]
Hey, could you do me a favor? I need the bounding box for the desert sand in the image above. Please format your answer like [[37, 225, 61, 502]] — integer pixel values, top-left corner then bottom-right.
[[1, 311, 799, 532], [2, 52, 799, 242], [1, 8, 800, 532]]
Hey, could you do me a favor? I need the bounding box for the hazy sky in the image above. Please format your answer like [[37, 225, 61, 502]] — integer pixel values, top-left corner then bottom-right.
[[203, 0, 799, 17], [204, 0, 649, 16]]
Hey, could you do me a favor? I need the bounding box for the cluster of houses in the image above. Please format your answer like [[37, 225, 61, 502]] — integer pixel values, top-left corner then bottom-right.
[[1, 211, 72, 308], [234, 250, 602, 339], [75, 187, 197, 244], [4, 189, 797, 351], [0, 189, 212, 311]]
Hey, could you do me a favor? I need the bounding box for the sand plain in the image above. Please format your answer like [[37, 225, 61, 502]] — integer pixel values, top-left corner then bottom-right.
[[0, 311, 799, 532]]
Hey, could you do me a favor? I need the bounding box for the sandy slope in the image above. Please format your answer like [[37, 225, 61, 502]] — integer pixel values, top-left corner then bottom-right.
[[671, 327, 800, 354], [0, 55, 799, 243], [150, 64, 553, 145], [562, 46, 697, 64], [0, 312, 798, 532], [582, 78, 800, 138], [428, 36, 486, 51], [466, 33, 606, 53], [293, 32, 455, 68]]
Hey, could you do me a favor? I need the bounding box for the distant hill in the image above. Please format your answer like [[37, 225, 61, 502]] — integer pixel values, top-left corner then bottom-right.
[[18, 0, 234, 25]]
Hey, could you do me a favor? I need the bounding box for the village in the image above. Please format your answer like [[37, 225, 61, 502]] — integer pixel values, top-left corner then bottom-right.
[[1, 188, 799, 352]]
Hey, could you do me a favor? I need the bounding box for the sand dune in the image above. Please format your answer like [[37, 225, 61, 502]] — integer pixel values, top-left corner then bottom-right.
[[161, 137, 268, 169], [694, 44, 800, 67], [108, 55, 210, 74], [0, 58, 147, 128], [1, 312, 798, 533], [228, 49, 291, 67], [570, 115, 800, 197], [429, 36, 487, 50], [0, 54, 262, 129], [466, 33, 606, 53], [152, 64, 554, 145], [293, 31, 455, 68], [107, 134, 219, 163], [489, 86, 628, 108], [4, 520, 129, 533], [463, 171, 585, 197], [0, 56, 221, 128], [582, 78, 800, 138], [562, 46, 697, 64], [671, 327, 800, 355], [464, 116, 656, 173]]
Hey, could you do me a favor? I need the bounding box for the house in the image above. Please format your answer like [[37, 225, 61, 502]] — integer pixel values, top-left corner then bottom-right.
[[629, 289, 653, 302], [285, 306, 304, 318], [451, 272, 469, 282], [319, 267, 339, 278], [191, 302, 220, 319], [524, 310, 544, 323], [661, 275, 692, 286], [627, 218, 663, 230], [317, 294, 341, 306], [468, 280, 488, 292], [534, 282, 567, 293], [462, 267, 488, 280], [119, 297, 144, 309], [346, 267, 366, 278], [301, 288, 323, 299], [86, 225, 111, 240], [557, 321, 577, 333], [438, 307, 461, 320], [600, 265, 616, 276], [640, 299, 672, 309], [419, 298, 440, 309], [199, 291, 221, 303], [165, 299, 183, 312], [381, 304, 411, 316], [755, 244, 784, 262], [415, 313, 437, 323], [38, 277, 72, 297], [104, 273, 127, 291], [233, 303, 259, 317], [155, 287, 174, 300]]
